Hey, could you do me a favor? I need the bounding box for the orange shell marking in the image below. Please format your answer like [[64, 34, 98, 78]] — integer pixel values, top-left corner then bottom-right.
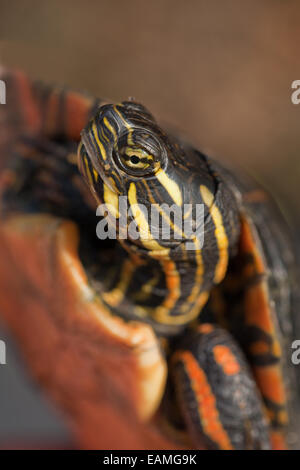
[[239, 216, 287, 427], [178, 350, 233, 450], [198, 323, 214, 334], [213, 345, 240, 376]]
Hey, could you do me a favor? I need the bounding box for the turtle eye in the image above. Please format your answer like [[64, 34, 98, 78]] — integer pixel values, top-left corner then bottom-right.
[[119, 146, 156, 173]]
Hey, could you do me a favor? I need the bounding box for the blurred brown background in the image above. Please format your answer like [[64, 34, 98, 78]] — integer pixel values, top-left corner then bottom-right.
[[0, 0, 299, 444], [1, 0, 300, 220]]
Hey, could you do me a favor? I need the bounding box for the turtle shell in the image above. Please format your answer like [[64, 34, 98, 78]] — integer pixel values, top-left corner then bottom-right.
[[0, 69, 299, 449], [200, 164, 300, 449], [0, 69, 178, 449]]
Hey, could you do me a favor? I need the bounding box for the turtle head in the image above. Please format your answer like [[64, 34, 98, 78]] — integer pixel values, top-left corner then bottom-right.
[[78, 101, 219, 257], [78, 101, 169, 197]]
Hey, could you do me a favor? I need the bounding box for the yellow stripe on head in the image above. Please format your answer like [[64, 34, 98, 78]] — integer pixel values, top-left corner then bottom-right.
[[93, 169, 98, 181], [103, 117, 117, 142], [92, 121, 107, 160], [84, 156, 93, 186], [156, 169, 182, 206], [114, 105, 134, 145], [200, 185, 229, 284]]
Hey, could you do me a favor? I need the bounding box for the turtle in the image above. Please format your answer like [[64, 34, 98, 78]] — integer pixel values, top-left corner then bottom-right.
[[0, 68, 299, 450]]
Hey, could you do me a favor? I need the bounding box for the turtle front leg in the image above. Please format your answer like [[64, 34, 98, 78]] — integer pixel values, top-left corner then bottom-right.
[[170, 323, 271, 450]]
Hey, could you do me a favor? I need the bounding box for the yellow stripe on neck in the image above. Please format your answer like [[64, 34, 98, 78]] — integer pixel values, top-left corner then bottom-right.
[[152, 259, 181, 322], [128, 182, 169, 256], [104, 183, 119, 218], [200, 185, 229, 284], [103, 258, 135, 307], [180, 235, 204, 314]]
